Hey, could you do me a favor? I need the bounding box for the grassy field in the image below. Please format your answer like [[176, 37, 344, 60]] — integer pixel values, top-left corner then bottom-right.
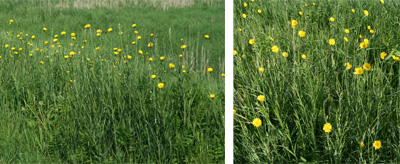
[[0, 0, 224, 163], [234, 0, 400, 163]]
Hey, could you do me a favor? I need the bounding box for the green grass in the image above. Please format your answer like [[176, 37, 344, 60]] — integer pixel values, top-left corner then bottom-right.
[[0, 0, 224, 163], [234, 0, 400, 163]]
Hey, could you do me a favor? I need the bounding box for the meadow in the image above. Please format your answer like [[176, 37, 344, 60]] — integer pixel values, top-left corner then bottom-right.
[[234, 0, 400, 163], [0, 0, 224, 163]]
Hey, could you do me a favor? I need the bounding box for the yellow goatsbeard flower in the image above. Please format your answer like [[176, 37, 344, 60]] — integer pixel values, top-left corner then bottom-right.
[[329, 39, 335, 45], [345, 29, 349, 33], [344, 62, 352, 70], [210, 94, 215, 99], [249, 39, 255, 45], [208, 68, 213, 72], [323, 122, 332, 133], [282, 52, 288, 57], [363, 63, 371, 71], [257, 95, 265, 101], [298, 30, 306, 37], [242, 14, 246, 19], [364, 10, 369, 16], [301, 54, 307, 59], [380, 52, 387, 59], [252, 118, 262, 127], [393, 56, 400, 61], [158, 83, 164, 89], [271, 45, 279, 53], [259, 67, 264, 72], [329, 17, 335, 22], [354, 67, 364, 75], [373, 140, 381, 150]]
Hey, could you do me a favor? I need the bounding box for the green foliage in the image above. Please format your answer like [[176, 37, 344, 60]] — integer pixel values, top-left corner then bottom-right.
[[0, 0, 224, 163], [234, 0, 400, 163]]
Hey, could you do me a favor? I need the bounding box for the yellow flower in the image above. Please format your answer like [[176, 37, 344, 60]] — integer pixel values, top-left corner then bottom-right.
[[96, 33, 101, 37], [329, 17, 335, 22], [71, 33, 76, 37], [243, 2, 247, 7], [160, 56, 165, 60], [380, 52, 387, 59], [135, 31, 139, 34], [179, 54, 183, 58], [210, 94, 215, 99], [151, 75, 156, 79], [257, 95, 265, 101], [354, 67, 364, 75], [323, 122, 332, 133], [40, 61, 44, 64], [299, 11, 303, 16], [32, 35, 35, 39], [282, 52, 288, 57], [258, 9, 262, 13], [344, 62, 352, 70], [234, 50, 238, 55], [269, 37, 274, 41], [393, 56, 400, 61], [352, 9, 355, 13], [127, 55, 132, 59], [304, 3, 308, 6], [158, 83, 164, 88], [291, 20, 298, 28], [359, 35, 363, 39], [181, 45, 187, 49], [84, 24, 91, 28], [208, 68, 213, 72], [359, 42, 368, 49], [313, 2, 316, 5], [364, 10, 369, 16], [271, 45, 279, 53], [345, 29, 349, 33], [70, 80, 73, 83], [61, 31, 66, 35], [138, 50, 143, 54], [119, 32, 123, 35], [5, 44, 8, 48], [252, 118, 262, 127], [137, 36, 142, 40], [249, 39, 255, 44], [150, 33, 154, 36], [9, 19, 13, 24], [108, 28, 113, 32], [149, 58, 153, 61], [221, 73, 225, 77], [298, 30, 306, 37], [368, 26, 371, 30], [242, 14, 246, 19], [132, 24, 136, 27], [259, 67, 265, 72], [114, 52, 119, 55], [53, 39, 58, 43], [169, 63, 175, 68], [233, 109, 236, 114], [70, 51, 75, 56], [373, 141, 381, 150], [370, 30, 375, 34], [360, 142, 365, 147], [148, 42, 153, 47], [301, 54, 307, 59], [204, 35, 210, 39], [64, 55, 69, 59], [329, 38, 335, 45], [363, 63, 371, 71], [43, 28, 47, 31], [380, 0, 384, 4]]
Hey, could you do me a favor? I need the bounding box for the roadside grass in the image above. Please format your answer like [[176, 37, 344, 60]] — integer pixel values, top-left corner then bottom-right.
[[234, 0, 400, 163], [0, 0, 224, 163]]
